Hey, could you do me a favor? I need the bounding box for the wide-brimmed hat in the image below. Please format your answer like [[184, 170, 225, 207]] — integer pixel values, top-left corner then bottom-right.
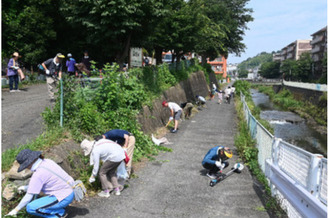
[[16, 149, 42, 172], [81, 139, 95, 156], [12, 52, 21, 58], [56, 53, 65, 59]]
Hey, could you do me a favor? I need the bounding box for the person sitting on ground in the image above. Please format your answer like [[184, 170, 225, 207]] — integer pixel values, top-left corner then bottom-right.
[[81, 139, 125, 198], [95, 129, 135, 177], [195, 95, 206, 106], [162, 100, 182, 133], [6, 149, 75, 217], [202, 146, 233, 179]]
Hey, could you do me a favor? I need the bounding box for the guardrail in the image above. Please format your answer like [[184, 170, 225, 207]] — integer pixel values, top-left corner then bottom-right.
[[283, 80, 327, 92], [240, 93, 327, 218]]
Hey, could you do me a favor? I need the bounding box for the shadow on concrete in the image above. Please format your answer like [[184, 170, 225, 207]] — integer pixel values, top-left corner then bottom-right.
[[66, 206, 90, 218]]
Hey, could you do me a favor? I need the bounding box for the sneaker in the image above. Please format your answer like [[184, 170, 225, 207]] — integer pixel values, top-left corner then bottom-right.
[[114, 187, 121, 196], [171, 129, 177, 133], [15, 89, 21, 92], [207, 173, 217, 179], [98, 190, 110, 198], [9, 90, 15, 93]]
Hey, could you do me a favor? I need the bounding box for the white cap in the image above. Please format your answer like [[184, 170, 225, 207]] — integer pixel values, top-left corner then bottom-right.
[[80, 139, 94, 156]]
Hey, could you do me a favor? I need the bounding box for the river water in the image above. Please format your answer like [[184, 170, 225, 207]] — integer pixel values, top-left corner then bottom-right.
[[251, 89, 327, 157]]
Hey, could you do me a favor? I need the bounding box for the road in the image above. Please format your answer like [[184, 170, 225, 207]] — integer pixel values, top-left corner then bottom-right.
[[67, 97, 270, 218], [1, 84, 51, 151]]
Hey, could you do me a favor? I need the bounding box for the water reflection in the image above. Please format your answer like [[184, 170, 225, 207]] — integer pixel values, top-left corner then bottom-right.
[[251, 89, 327, 157]]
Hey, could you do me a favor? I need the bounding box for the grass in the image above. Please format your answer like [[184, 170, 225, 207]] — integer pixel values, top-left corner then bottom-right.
[[234, 88, 286, 217]]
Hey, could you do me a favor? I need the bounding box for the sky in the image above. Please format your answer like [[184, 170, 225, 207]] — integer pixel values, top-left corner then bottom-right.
[[227, 0, 327, 64]]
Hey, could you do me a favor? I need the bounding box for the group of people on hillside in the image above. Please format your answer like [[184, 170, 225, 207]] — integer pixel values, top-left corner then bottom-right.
[[6, 51, 92, 101], [6, 128, 135, 217]]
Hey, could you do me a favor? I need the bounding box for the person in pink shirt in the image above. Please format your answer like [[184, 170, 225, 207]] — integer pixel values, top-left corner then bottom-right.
[[6, 149, 74, 217]]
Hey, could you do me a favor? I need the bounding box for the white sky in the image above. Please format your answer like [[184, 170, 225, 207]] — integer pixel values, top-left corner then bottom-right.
[[227, 0, 327, 64]]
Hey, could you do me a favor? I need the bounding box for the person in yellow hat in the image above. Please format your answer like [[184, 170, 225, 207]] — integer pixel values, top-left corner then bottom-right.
[[41, 53, 65, 101], [202, 146, 233, 179]]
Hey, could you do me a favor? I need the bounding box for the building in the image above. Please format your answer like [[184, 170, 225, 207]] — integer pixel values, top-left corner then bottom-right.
[[280, 40, 312, 61], [207, 56, 227, 79], [272, 52, 283, 62], [227, 63, 238, 78], [311, 26, 327, 74]]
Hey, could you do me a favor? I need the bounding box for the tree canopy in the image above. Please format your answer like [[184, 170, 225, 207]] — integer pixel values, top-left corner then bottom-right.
[[2, 0, 254, 69]]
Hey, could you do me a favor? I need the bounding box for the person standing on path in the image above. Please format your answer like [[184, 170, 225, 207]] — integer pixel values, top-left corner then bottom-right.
[[217, 90, 223, 104], [81, 139, 125, 198], [6, 149, 74, 217], [224, 86, 232, 104], [96, 129, 135, 177], [7, 52, 25, 92], [81, 50, 91, 71], [66, 53, 76, 76], [41, 53, 65, 101], [202, 146, 233, 179], [162, 100, 182, 133]]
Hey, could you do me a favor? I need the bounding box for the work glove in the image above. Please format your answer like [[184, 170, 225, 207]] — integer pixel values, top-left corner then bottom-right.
[[45, 69, 50, 75], [221, 163, 226, 170], [17, 185, 28, 194], [14, 66, 19, 70], [215, 161, 222, 168], [89, 175, 95, 183], [5, 208, 18, 217], [169, 117, 173, 121]]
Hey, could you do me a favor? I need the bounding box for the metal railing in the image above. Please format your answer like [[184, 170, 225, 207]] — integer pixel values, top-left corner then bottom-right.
[[240, 93, 327, 217]]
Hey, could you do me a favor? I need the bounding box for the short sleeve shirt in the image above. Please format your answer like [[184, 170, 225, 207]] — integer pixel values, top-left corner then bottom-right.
[[27, 159, 74, 202], [43, 58, 63, 75], [103, 129, 129, 145], [168, 102, 182, 112]]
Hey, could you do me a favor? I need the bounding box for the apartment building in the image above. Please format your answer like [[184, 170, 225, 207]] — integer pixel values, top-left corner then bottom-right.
[[311, 26, 327, 74], [280, 40, 312, 61], [207, 56, 227, 78]]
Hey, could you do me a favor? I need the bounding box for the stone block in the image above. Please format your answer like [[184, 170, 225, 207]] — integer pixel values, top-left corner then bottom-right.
[[3, 184, 16, 201], [7, 161, 32, 180]]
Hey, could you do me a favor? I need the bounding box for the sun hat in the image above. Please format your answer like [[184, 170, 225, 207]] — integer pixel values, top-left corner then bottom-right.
[[56, 53, 65, 58], [16, 149, 42, 172], [67, 53, 72, 58], [162, 100, 167, 107], [81, 139, 95, 156], [12, 52, 21, 57]]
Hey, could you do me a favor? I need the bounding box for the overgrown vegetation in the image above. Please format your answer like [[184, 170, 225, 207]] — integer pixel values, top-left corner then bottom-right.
[[233, 81, 286, 216], [256, 85, 327, 126]]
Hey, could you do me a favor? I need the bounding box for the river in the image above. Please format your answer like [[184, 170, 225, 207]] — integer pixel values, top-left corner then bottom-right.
[[251, 89, 327, 157]]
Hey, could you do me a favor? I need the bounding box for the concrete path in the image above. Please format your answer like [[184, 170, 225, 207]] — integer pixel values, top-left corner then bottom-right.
[[1, 84, 51, 151], [68, 98, 270, 218]]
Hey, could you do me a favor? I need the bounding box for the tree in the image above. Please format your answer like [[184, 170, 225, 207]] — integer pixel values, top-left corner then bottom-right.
[[296, 52, 312, 82], [2, 0, 56, 67], [258, 61, 281, 78], [281, 59, 298, 81]]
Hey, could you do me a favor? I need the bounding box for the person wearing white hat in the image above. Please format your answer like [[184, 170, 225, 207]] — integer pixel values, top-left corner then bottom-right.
[[81, 139, 125, 198], [66, 53, 76, 76], [41, 53, 65, 101], [7, 52, 25, 92]]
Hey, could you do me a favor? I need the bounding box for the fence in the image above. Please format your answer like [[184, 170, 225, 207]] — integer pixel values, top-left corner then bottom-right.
[[240, 93, 327, 218], [283, 80, 327, 92]]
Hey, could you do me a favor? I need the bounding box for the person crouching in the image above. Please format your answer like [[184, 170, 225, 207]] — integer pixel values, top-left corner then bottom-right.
[[202, 146, 233, 179], [81, 138, 125, 198]]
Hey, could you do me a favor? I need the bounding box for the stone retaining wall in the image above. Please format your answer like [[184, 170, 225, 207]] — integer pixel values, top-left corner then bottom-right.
[[137, 71, 210, 133]]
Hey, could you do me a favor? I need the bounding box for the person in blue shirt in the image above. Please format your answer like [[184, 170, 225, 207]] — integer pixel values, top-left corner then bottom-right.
[[95, 129, 135, 176], [202, 146, 233, 179], [66, 53, 76, 76]]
